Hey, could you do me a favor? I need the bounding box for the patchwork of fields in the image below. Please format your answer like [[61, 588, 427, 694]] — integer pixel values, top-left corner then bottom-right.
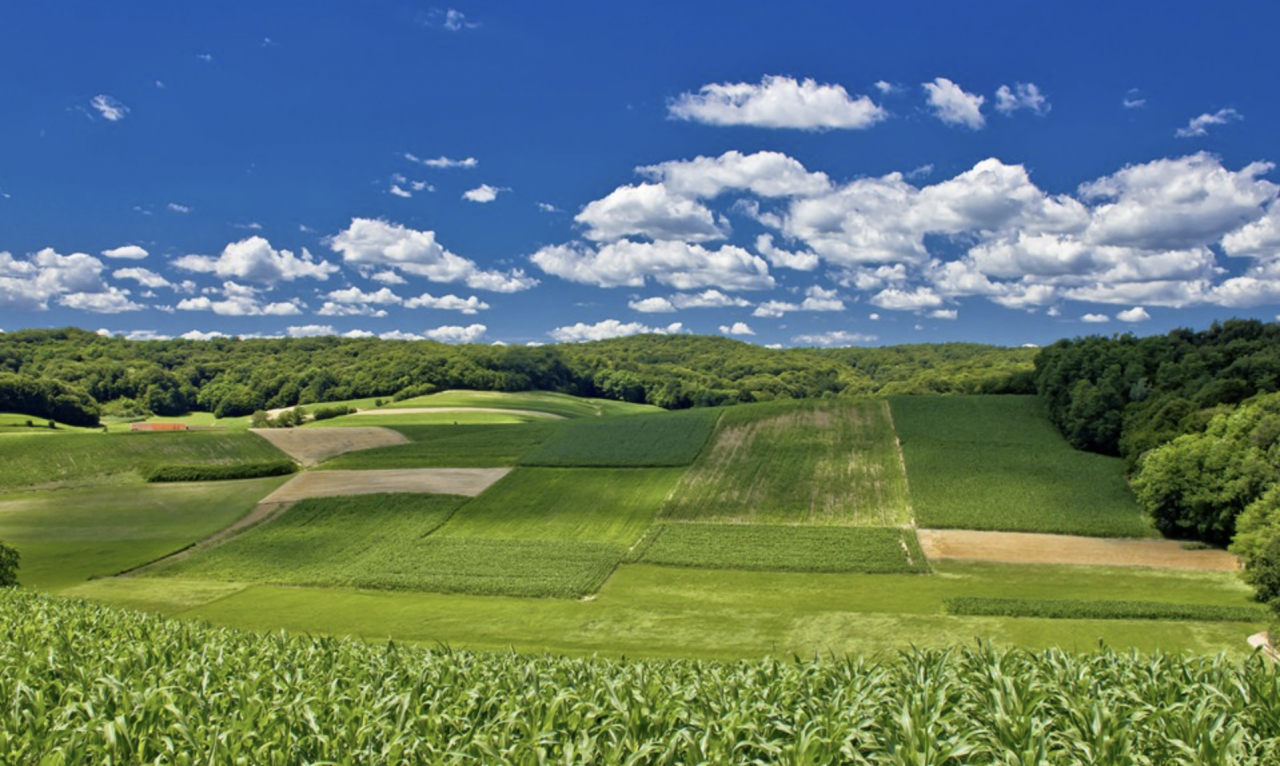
[[1, 389, 1263, 658]]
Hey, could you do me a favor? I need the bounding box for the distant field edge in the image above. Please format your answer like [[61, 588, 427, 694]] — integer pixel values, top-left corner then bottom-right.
[[639, 523, 929, 574], [945, 596, 1269, 623]]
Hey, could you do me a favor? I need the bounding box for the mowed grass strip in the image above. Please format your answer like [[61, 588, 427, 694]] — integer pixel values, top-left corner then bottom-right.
[[521, 408, 719, 467], [0, 431, 289, 490], [439, 468, 683, 545], [394, 390, 661, 419], [150, 493, 623, 598], [316, 410, 551, 427], [321, 423, 564, 469], [150, 493, 464, 588], [0, 477, 288, 591], [640, 524, 929, 574], [944, 597, 1269, 623], [661, 399, 911, 526], [891, 395, 1155, 538]]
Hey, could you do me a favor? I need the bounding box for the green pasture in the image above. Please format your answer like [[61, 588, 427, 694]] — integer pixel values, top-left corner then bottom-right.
[[0, 430, 289, 491], [639, 523, 928, 573], [891, 395, 1156, 537], [103, 411, 252, 433], [0, 413, 100, 434], [314, 409, 555, 426], [68, 561, 1263, 659], [660, 398, 911, 525], [320, 423, 564, 468], [439, 468, 682, 545], [0, 477, 288, 590], [394, 389, 660, 419], [521, 407, 719, 467]]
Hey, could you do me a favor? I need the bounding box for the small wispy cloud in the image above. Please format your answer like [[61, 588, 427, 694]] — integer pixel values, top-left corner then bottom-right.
[[1122, 88, 1146, 109], [406, 152, 478, 169], [1176, 108, 1242, 138], [167, 202, 192, 214], [90, 95, 129, 122], [994, 82, 1050, 115], [463, 184, 507, 203]]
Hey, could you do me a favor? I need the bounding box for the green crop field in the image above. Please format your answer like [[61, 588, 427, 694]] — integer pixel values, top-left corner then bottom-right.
[[150, 493, 465, 588], [521, 408, 719, 467], [891, 395, 1156, 537], [320, 423, 564, 468], [0, 430, 289, 490], [393, 389, 660, 418], [438, 467, 682, 545], [8, 591, 1277, 764], [660, 399, 912, 526], [0, 477, 288, 590], [639, 523, 929, 573]]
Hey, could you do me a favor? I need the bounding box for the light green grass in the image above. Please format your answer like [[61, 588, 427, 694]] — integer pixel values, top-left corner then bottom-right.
[[0, 413, 101, 434], [75, 561, 1263, 659], [521, 408, 719, 467], [891, 395, 1156, 537], [0, 430, 290, 490], [0, 477, 288, 591], [639, 524, 928, 573], [315, 410, 553, 426], [320, 423, 565, 468], [439, 468, 683, 545], [394, 389, 660, 419], [660, 399, 911, 525]]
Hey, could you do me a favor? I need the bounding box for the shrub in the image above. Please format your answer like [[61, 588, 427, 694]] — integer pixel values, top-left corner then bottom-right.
[[142, 460, 298, 483], [0, 541, 18, 587]]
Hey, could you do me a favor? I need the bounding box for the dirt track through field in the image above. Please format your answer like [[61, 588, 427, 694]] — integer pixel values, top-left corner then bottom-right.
[[917, 529, 1241, 571], [352, 407, 566, 420], [251, 427, 408, 466], [260, 468, 510, 503]]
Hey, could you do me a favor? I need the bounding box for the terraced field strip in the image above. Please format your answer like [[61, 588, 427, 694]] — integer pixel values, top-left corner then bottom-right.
[[661, 398, 911, 526], [352, 407, 566, 420], [250, 426, 407, 466], [639, 523, 928, 573], [917, 529, 1240, 570], [395, 389, 661, 419], [261, 468, 509, 503], [890, 395, 1155, 538]]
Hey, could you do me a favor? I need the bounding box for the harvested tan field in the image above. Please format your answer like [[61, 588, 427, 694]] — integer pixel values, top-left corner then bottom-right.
[[352, 407, 566, 420], [260, 468, 510, 503], [251, 427, 408, 466], [918, 529, 1241, 571]]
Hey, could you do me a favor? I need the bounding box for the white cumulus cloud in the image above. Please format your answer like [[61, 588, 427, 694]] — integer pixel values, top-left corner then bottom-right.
[[1116, 306, 1151, 322], [923, 77, 985, 129], [719, 322, 755, 336], [531, 240, 773, 291], [404, 293, 490, 313], [462, 184, 505, 203], [995, 82, 1050, 115], [669, 75, 887, 130], [792, 330, 877, 347], [1176, 108, 1242, 138], [101, 245, 149, 260], [174, 237, 339, 283], [425, 324, 487, 343], [549, 319, 685, 343]]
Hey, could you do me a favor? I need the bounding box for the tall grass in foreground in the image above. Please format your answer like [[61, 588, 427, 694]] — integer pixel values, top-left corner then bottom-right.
[[4, 591, 1280, 764]]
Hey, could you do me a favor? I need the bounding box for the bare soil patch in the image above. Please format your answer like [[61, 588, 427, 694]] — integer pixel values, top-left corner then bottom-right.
[[251, 427, 408, 466], [352, 407, 566, 420], [260, 468, 510, 503], [918, 529, 1240, 571]]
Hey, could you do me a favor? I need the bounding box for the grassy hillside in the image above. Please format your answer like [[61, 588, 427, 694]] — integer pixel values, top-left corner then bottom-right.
[[660, 399, 911, 526], [891, 395, 1155, 537], [320, 423, 564, 469], [0, 413, 100, 434], [316, 409, 555, 426], [639, 524, 928, 573], [393, 389, 660, 418], [0, 477, 288, 590], [521, 408, 719, 467], [0, 430, 289, 490]]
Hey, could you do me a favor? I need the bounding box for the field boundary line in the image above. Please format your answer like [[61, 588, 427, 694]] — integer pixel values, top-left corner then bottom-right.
[[883, 399, 916, 528]]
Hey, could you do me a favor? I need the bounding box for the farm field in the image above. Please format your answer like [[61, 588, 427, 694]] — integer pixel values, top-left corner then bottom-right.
[[520, 407, 719, 467], [8, 591, 1278, 764], [439, 467, 682, 545], [317, 409, 555, 426], [0, 477, 289, 590], [891, 395, 1157, 537], [393, 389, 661, 419], [68, 561, 1264, 658], [320, 423, 564, 468], [660, 398, 911, 525], [0, 430, 290, 491], [638, 523, 928, 573]]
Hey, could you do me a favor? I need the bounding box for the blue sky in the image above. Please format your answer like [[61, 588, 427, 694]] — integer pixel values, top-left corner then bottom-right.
[[3, 1, 1280, 348]]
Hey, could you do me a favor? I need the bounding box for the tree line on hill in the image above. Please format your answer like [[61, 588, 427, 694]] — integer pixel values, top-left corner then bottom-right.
[[1034, 319, 1280, 613], [0, 328, 1034, 426]]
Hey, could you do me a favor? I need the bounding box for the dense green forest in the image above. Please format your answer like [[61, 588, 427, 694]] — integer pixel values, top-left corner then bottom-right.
[[0, 328, 1034, 424]]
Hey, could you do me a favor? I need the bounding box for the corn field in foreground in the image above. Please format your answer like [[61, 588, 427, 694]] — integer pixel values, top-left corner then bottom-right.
[[3, 590, 1279, 765]]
